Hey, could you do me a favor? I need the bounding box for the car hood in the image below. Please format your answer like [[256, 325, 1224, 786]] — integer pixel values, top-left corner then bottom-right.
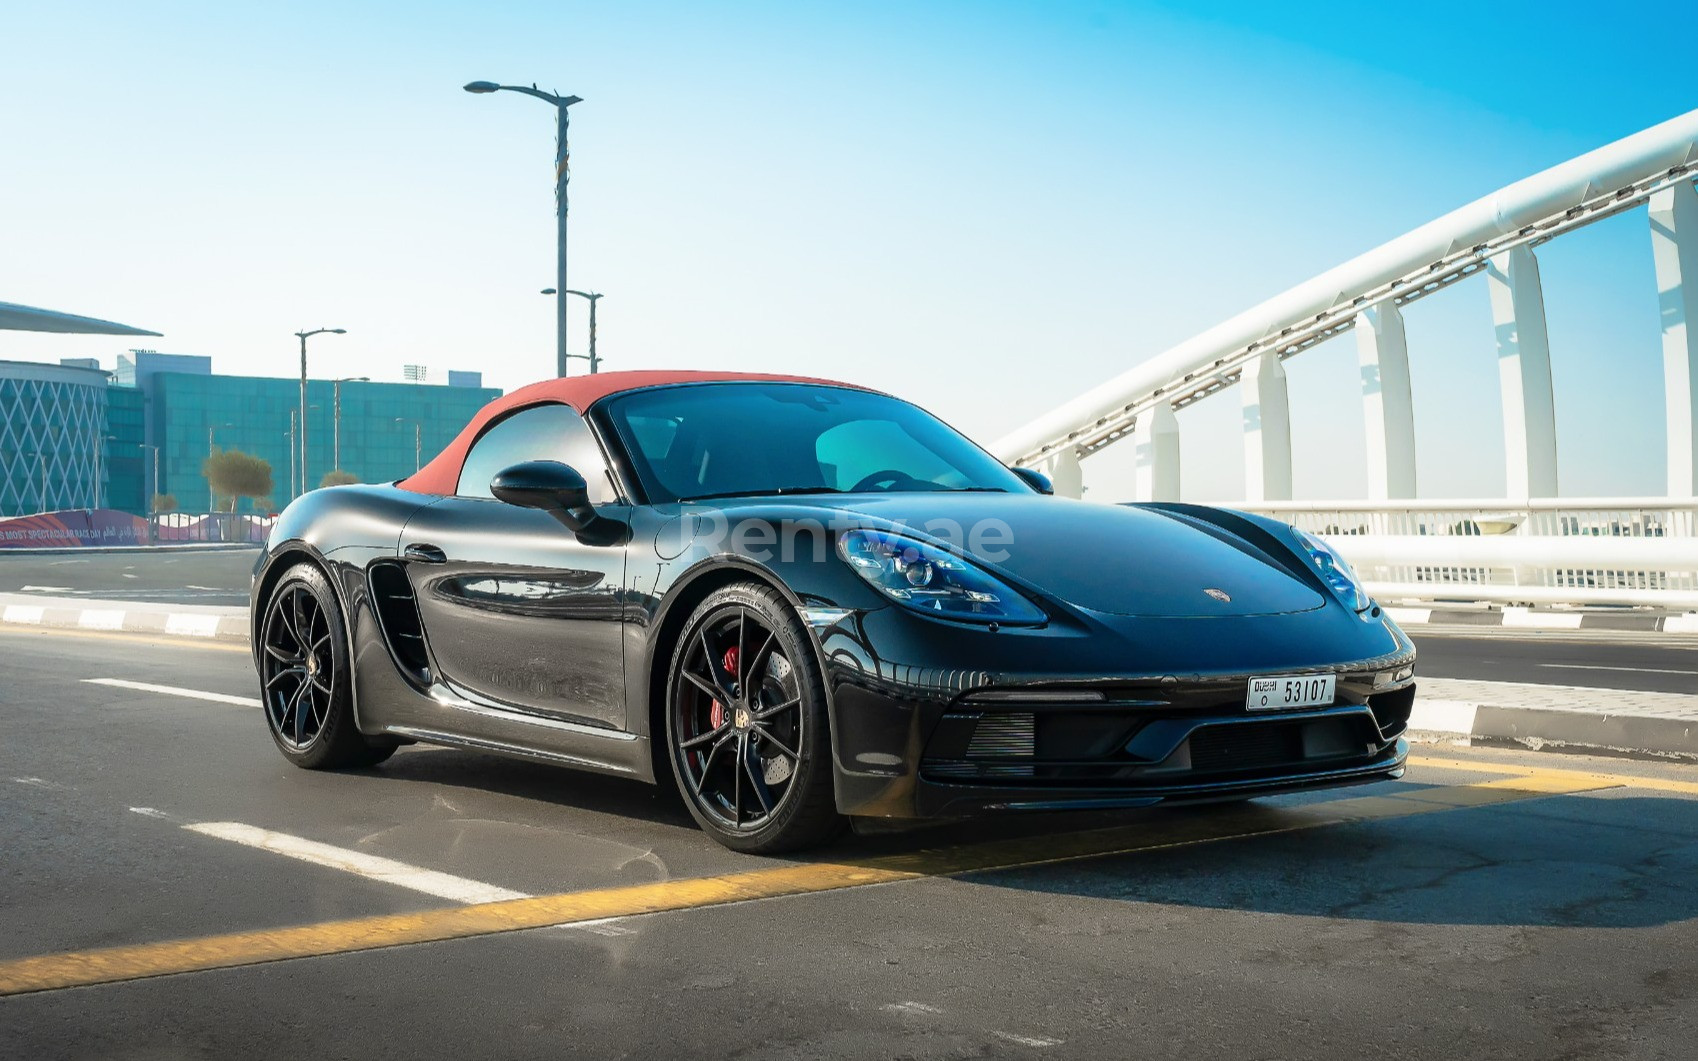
[[804, 493, 1326, 618]]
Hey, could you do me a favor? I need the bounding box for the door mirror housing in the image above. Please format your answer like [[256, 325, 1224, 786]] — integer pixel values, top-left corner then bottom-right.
[[491, 461, 623, 543], [1011, 467, 1054, 495]]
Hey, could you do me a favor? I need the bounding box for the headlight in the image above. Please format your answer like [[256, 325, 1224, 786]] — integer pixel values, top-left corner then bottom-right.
[[1295, 529, 1371, 611], [837, 529, 1045, 624]]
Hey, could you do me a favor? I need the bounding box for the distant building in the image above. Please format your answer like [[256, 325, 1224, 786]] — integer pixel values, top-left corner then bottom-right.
[[0, 359, 110, 516], [145, 369, 500, 513], [0, 352, 500, 518]]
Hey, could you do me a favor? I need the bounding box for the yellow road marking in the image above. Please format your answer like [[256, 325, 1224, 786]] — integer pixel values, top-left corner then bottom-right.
[[0, 625, 249, 653], [0, 772, 1612, 997], [1409, 753, 1698, 797]]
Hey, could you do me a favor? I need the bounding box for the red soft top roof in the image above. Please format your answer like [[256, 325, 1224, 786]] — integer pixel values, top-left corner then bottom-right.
[[398, 369, 865, 496]]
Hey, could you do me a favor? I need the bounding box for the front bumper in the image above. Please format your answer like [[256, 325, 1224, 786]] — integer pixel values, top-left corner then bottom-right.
[[812, 598, 1418, 819]]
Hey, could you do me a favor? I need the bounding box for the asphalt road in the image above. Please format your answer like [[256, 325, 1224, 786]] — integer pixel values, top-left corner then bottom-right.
[[3, 625, 1698, 1059], [0, 547, 257, 606]]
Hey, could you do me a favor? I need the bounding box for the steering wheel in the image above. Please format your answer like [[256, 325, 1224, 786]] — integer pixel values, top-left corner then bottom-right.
[[851, 468, 923, 492]]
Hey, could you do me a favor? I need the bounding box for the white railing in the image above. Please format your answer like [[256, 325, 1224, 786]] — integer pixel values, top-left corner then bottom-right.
[[1233, 498, 1698, 608]]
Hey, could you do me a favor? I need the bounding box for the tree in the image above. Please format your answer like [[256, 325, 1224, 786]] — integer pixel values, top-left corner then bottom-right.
[[151, 493, 178, 514], [319, 469, 359, 488], [202, 449, 274, 513]]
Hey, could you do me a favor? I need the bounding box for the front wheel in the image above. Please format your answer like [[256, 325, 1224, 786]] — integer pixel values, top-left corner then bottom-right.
[[258, 562, 396, 770], [665, 583, 844, 853]]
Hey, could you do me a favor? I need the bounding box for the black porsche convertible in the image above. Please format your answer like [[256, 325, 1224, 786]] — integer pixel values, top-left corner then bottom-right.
[[251, 370, 1416, 852]]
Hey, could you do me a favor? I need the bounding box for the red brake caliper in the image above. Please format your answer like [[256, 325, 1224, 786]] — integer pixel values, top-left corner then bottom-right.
[[709, 645, 741, 729]]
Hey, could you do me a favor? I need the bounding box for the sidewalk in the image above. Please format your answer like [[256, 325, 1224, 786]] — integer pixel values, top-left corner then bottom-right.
[[0, 592, 248, 642], [1410, 676, 1698, 762]]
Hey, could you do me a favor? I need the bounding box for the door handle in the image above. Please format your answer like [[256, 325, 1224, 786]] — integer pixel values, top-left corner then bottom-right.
[[404, 543, 448, 564]]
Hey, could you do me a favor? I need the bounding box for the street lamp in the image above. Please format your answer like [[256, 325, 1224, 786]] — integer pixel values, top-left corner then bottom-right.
[[394, 418, 422, 473], [541, 287, 605, 373], [287, 411, 298, 500], [465, 79, 583, 378], [332, 376, 369, 476], [295, 327, 346, 498]]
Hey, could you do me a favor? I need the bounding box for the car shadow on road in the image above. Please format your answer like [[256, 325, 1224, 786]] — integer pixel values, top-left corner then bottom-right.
[[954, 791, 1698, 930], [371, 745, 700, 830]]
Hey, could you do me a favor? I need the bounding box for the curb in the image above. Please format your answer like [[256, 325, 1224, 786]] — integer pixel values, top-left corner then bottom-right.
[[1387, 605, 1698, 635], [1408, 699, 1698, 763], [0, 597, 248, 644]]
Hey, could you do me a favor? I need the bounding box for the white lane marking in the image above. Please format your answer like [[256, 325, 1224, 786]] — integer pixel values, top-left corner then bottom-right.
[[183, 822, 530, 905], [78, 610, 125, 631], [185, 584, 223, 591], [82, 678, 261, 708], [129, 807, 178, 821], [164, 613, 222, 638], [13, 777, 59, 789], [121, 573, 138, 579], [18, 584, 72, 592], [882, 1002, 944, 1016], [1537, 663, 1697, 676], [2, 605, 45, 624], [992, 1031, 1064, 1048]]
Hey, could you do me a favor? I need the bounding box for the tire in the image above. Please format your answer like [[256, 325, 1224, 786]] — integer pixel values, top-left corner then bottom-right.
[[257, 562, 395, 770], [664, 583, 845, 853]]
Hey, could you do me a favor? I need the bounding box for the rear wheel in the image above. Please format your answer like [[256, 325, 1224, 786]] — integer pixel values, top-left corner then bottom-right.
[[665, 583, 844, 853], [258, 562, 395, 770]]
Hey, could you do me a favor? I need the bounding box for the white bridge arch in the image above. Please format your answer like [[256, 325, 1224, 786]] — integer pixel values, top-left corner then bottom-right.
[[991, 109, 1698, 610]]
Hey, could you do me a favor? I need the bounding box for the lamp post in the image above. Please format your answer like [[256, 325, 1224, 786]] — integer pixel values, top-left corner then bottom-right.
[[287, 411, 298, 498], [541, 287, 605, 372], [465, 79, 583, 378], [332, 376, 369, 476], [295, 327, 346, 498], [394, 418, 422, 473]]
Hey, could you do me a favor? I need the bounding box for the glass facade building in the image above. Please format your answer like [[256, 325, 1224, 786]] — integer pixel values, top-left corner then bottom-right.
[[0, 359, 110, 517], [1, 351, 500, 518], [151, 373, 501, 512], [104, 385, 147, 515]]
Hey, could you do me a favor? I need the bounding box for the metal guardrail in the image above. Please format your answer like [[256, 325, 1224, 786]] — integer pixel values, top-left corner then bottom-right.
[[1236, 498, 1698, 609], [150, 513, 275, 544]]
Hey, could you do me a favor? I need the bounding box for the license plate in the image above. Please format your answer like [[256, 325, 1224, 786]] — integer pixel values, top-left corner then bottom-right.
[[1246, 673, 1335, 711]]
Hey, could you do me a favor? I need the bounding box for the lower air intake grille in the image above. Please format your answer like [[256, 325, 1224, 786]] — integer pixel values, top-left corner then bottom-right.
[[1188, 722, 1305, 772], [966, 713, 1035, 758]]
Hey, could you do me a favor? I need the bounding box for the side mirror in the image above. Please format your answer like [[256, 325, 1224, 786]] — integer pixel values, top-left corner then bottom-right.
[[1011, 467, 1054, 495], [491, 460, 597, 532]]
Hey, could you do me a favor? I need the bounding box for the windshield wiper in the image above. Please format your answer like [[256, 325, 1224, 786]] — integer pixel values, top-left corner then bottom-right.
[[681, 486, 847, 502]]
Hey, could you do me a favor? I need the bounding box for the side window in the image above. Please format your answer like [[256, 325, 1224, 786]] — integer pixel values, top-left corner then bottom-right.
[[456, 404, 619, 503]]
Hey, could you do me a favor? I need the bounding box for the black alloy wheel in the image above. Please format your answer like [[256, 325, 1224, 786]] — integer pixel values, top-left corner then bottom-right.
[[667, 583, 843, 852], [259, 562, 395, 769]]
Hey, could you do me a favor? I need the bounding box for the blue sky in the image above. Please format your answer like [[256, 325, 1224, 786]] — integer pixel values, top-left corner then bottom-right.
[[2, 1, 1694, 500]]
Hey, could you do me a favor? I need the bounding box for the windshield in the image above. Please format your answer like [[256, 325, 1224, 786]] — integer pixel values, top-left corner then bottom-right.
[[601, 383, 1032, 503]]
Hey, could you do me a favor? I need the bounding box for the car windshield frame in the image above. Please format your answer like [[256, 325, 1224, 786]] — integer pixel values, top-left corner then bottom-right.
[[596, 381, 1034, 505]]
